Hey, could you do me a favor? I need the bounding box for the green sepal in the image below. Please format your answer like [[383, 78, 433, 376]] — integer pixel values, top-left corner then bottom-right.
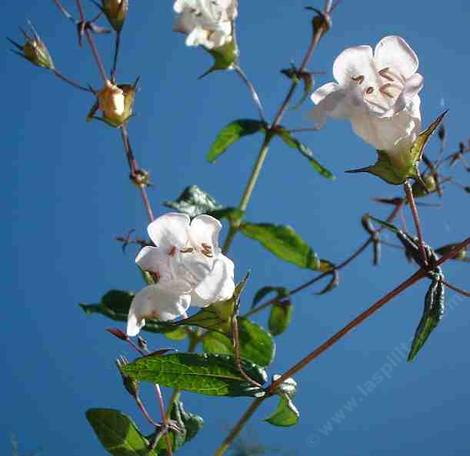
[[199, 40, 239, 79], [347, 111, 447, 185]]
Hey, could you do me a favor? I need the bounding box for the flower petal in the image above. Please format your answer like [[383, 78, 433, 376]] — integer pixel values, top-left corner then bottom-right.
[[127, 285, 191, 336], [135, 246, 171, 277], [393, 73, 423, 114], [333, 45, 374, 86], [311, 85, 365, 128], [193, 255, 235, 305], [374, 36, 418, 79], [189, 214, 222, 253], [147, 213, 190, 253]]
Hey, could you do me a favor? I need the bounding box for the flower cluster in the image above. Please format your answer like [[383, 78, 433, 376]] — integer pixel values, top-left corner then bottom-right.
[[311, 36, 423, 165], [173, 0, 238, 49], [127, 213, 235, 336]]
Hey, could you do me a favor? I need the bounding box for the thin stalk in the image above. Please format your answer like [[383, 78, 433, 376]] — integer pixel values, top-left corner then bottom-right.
[[214, 397, 265, 456], [76, 0, 108, 84], [111, 31, 121, 81], [52, 68, 92, 93], [234, 65, 266, 122], [217, 236, 470, 455], [120, 125, 155, 222], [404, 180, 428, 266]]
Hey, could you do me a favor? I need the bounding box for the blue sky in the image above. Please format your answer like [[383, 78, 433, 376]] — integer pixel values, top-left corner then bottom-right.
[[3, 0, 470, 455]]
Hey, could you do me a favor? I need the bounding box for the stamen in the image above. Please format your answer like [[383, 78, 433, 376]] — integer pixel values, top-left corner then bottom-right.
[[379, 83, 394, 98], [365, 86, 374, 95], [379, 67, 394, 82], [351, 75, 365, 84], [201, 243, 213, 258], [168, 246, 177, 257], [180, 247, 194, 253]]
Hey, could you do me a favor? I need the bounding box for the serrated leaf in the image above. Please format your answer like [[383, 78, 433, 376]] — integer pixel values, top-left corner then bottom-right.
[[202, 317, 275, 367], [347, 112, 447, 185], [122, 353, 267, 397], [79, 289, 172, 334], [240, 223, 320, 270], [156, 400, 204, 455], [408, 277, 445, 362], [274, 128, 335, 180], [207, 119, 266, 163], [163, 185, 222, 218], [268, 302, 293, 336], [86, 408, 155, 456], [265, 395, 299, 427]]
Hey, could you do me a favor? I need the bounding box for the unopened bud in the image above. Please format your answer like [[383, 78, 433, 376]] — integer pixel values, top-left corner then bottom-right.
[[272, 374, 297, 397], [88, 79, 136, 127], [101, 0, 129, 32], [412, 174, 437, 198], [9, 23, 54, 70], [131, 169, 151, 187], [116, 356, 139, 397]]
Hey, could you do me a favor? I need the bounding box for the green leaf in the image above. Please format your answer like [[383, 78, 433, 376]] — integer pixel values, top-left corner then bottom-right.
[[268, 302, 293, 336], [347, 111, 447, 185], [252, 286, 288, 309], [202, 317, 275, 367], [265, 395, 300, 427], [122, 353, 267, 397], [240, 223, 320, 270], [209, 207, 244, 224], [274, 128, 335, 180], [408, 276, 446, 362], [156, 400, 204, 455], [86, 408, 155, 455], [79, 290, 172, 334], [163, 327, 188, 341], [207, 119, 266, 163], [163, 185, 222, 218]]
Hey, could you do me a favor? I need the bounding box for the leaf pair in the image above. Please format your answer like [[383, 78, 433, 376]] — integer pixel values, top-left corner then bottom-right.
[[207, 119, 334, 180]]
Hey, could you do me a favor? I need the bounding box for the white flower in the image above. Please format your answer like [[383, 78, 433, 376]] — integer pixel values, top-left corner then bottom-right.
[[127, 213, 235, 336], [311, 36, 423, 161], [173, 0, 238, 49], [98, 80, 125, 119]]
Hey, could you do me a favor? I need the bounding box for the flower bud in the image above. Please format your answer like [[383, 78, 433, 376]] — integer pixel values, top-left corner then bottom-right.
[[412, 175, 437, 198], [88, 79, 136, 127], [116, 356, 139, 397], [9, 23, 54, 70], [101, 0, 128, 32]]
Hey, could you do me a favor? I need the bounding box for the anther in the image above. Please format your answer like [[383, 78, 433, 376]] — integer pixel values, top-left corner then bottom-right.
[[351, 75, 365, 84], [379, 83, 394, 98], [379, 67, 395, 82], [365, 86, 374, 95]]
